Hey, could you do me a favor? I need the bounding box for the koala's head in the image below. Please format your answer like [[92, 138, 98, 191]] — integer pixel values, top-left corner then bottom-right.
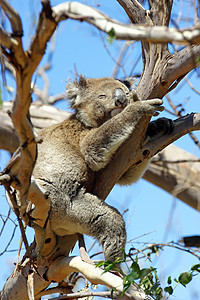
[[66, 76, 133, 127]]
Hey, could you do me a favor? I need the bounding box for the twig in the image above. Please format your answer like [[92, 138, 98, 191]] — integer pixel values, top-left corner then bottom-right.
[[111, 42, 129, 78], [0, 208, 11, 235], [141, 242, 200, 260], [0, 27, 19, 49], [78, 233, 94, 264], [189, 132, 200, 149], [165, 94, 200, 148], [99, 30, 127, 77], [0, 222, 17, 256], [152, 158, 200, 164], [5, 186, 31, 257], [185, 76, 200, 95]]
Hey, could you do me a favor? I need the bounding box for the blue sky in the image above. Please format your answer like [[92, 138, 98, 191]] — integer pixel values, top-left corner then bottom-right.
[[0, 1, 200, 299]]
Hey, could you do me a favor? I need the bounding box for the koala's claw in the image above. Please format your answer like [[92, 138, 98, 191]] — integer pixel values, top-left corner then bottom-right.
[[136, 98, 164, 116], [148, 99, 164, 112]]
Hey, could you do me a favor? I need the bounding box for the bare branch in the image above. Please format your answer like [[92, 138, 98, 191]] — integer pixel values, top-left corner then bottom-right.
[[0, 219, 17, 257], [143, 113, 200, 155], [28, 2, 57, 72], [0, 27, 19, 49], [116, 0, 146, 24], [47, 256, 149, 300], [144, 144, 200, 211], [185, 76, 200, 96], [93, 113, 200, 200], [0, 102, 69, 149], [0, 0, 23, 36], [78, 233, 94, 264], [52, 2, 200, 45], [37, 290, 112, 300], [189, 132, 200, 148], [162, 45, 200, 91]]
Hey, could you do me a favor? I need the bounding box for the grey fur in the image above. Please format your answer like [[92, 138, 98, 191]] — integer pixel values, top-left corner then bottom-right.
[[32, 77, 164, 261]]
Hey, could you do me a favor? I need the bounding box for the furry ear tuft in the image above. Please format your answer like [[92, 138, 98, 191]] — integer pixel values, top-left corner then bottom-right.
[[78, 75, 87, 88], [118, 77, 136, 90], [66, 75, 87, 108]]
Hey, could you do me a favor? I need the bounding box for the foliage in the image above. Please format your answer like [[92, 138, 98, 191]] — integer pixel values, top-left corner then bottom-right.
[[106, 28, 116, 45], [96, 252, 200, 300]]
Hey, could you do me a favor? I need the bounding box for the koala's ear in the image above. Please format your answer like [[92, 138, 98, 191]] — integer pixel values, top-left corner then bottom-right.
[[118, 77, 136, 90], [66, 75, 87, 108]]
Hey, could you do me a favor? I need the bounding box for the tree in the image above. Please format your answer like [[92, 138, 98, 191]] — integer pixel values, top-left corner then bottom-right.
[[0, 0, 200, 299]]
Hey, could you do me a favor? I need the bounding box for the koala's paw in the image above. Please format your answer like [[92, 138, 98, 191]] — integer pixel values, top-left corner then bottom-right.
[[147, 117, 174, 137], [136, 99, 164, 116]]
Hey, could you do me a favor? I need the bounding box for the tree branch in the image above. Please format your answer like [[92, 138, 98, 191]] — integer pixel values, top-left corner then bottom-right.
[[0, 27, 19, 49], [46, 256, 149, 300], [93, 113, 200, 200], [0, 0, 23, 36], [116, 0, 146, 24], [51, 2, 200, 45], [144, 144, 200, 211], [1, 255, 151, 300], [162, 45, 200, 92]]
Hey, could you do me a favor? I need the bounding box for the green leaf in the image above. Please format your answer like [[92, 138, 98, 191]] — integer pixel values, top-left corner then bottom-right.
[[164, 286, 173, 295], [191, 264, 200, 273], [96, 261, 103, 267], [106, 28, 116, 45], [148, 283, 159, 292], [104, 262, 115, 273], [167, 276, 172, 285], [108, 27, 115, 38], [127, 272, 140, 281], [178, 272, 193, 286], [131, 261, 141, 276], [120, 248, 127, 260], [156, 286, 163, 295], [123, 272, 139, 288], [140, 267, 156, 281]]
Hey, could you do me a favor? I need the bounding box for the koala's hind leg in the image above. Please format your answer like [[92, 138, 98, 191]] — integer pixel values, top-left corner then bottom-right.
[[70, 189, 126, 262]]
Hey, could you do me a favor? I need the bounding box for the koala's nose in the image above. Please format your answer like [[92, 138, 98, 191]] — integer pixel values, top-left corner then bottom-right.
[[113, 88, 127, 106]]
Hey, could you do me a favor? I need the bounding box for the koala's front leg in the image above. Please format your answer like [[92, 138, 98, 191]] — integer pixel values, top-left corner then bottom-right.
[[118, 117, 174, 186], [81, 99, 164, 171]]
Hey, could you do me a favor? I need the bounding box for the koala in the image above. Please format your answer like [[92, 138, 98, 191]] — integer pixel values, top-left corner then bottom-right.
[[6, 77, 172, 262], [28, 76, 172, 262]]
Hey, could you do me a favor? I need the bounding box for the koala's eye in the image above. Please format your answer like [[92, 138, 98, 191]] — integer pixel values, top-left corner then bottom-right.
[[98, 94, 107, 99]]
